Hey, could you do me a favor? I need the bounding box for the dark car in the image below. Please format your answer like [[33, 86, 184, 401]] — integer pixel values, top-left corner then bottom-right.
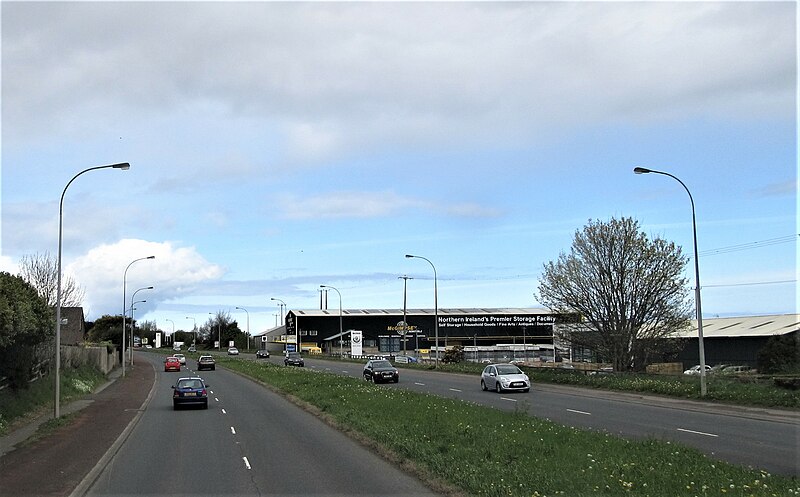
[[256, 349, 270, 358], [363, 359, 399, 383], [284, 352, 304, 367], [172, 377, 209, 409], [197, 355, 216, 371]]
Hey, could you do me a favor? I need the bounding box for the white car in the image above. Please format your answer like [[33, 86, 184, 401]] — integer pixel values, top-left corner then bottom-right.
[[173, 353, 186, 365], [481, 363, 530, 393], [683, 364, 711, 375], [227, 347, 239, 356]]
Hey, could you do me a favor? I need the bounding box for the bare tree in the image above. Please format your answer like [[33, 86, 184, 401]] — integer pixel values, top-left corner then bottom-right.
[[537, 217, 692, 371], [18, 251, 85, 308]]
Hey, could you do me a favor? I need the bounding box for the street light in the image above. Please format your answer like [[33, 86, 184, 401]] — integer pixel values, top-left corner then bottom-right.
[[209, 313, 221, 350], [166, 319, 175, 346], [55, 162, 130, 418], [186, 316, 196, 346], [122, 255, 154, 378], [319, 285, 342, 358], [634, 166, 707, 396], [235, 306, 250, 351], [130, 286, 153, 365], [399, 275, 413, 356], [405, 254, 439, 368], [271, 297, 287, 326]]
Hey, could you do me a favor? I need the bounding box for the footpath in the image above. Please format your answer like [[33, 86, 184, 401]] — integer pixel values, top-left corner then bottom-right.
[[0, 360, 155, 496]]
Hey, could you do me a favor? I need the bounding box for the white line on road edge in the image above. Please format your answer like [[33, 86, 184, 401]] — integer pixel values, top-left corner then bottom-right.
[[566, 408, 592, 416], [500, 397, 517, 402], [449, 388, 462, 392], [215, 397, 220, 402], [243, 457, 251, 470], [221, 408, 227, 414], [230, 426, 236, 435], [677, 428, 719, 437], [414, 382, 426, 386]]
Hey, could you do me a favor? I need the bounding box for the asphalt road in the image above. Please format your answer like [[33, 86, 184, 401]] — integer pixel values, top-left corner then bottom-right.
[[287, 355, 799, 477], [84, 353, 435, 496]]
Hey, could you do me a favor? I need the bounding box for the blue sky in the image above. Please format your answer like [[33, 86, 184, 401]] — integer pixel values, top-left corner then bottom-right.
[[1, 1, 796, 335]]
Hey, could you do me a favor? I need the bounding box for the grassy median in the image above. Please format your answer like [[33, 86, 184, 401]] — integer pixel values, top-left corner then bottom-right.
[[220, 357, 799, 497]]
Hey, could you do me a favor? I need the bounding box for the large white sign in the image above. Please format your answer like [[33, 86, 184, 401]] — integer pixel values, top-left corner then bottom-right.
[[350, 329, 363, 357]]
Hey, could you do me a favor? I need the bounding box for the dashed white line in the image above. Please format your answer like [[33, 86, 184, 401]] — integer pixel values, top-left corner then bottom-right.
[[449, 388, 462, 392], [243, 457, 251, 470], [677, 428, 718, 438], [566, 408, 592, 416], [414, 382, 426, 386], [215, 398, 220, 402], [221, 408, 227, 414], [230, 426, 236, 435], [500, 397, 517, 402]]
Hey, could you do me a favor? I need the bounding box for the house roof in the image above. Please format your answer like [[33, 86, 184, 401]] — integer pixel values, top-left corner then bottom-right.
[[673, 314, 799, 338]]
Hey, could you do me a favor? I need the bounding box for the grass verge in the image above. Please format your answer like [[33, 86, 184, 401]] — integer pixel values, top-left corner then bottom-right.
[[0, 365, 105, 436], [219, 357, 799, 497]]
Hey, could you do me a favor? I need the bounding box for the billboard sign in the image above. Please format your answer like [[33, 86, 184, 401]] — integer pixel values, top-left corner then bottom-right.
[[351, 329, 363, 356]]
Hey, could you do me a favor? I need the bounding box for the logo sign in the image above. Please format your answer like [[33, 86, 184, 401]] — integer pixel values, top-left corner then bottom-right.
[[396, 321, 408, 336], [261, 336, 268, 342], [350, 329, 363, 356]]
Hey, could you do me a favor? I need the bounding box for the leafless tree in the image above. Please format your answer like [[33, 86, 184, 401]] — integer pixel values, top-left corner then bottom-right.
[[537, 217, 692, 371], [18, 251, 85, 308]]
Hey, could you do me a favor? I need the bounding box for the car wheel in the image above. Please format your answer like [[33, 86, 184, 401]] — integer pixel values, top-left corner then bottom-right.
[[364, 373, 370, 381], [394, 378, 399, 383], [173, 403, 179, 410], [372, 375, 379, 384], [481, 380, 487, 391], [203, 401, 208, 409], [211, 366, 215, 370], [496, 382, 503, 393], [523, 388, 530, 393]]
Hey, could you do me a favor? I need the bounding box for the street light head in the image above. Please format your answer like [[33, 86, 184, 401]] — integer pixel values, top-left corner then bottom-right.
[[320, 284, 327, 288], [146, 286, 154, 290], [146, 255, 155, 259], [633, 167, 652, 175], [112, 163, 131, 170], [404, 254, 414, 258]]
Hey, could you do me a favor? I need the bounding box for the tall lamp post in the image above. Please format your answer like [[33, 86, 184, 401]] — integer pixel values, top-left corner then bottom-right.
[[235, 306, 250, 351], [634, 166, 707, 397], [55, 162, 130, 418], [271, 297, 287, 325], [185, 316, 196, 347], [122, 255, 154, 377], [129, 286, 153, 365], [405, 254, 439, 368], [209, 313, 221, 350], [166, 319, 175, 347], [319, 285, 342, 358], [399, 275, 413, 356]]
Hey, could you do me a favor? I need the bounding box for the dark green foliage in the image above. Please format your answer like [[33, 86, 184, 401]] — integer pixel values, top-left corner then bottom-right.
[[0, 272, 53, 390], [441, 345, 465, 363], [86, 315, 124, 349], [757, 333, 800, 374]]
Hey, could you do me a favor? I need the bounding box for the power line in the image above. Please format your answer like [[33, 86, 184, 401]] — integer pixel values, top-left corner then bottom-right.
[[699, 234, 798, 257], [704, 279, 795, 289]]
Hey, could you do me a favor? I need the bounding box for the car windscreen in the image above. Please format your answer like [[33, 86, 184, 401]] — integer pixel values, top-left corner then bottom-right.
[[496, 365, 522, 375], [372, 360, 392, 368], [178, 380, 202, 389]]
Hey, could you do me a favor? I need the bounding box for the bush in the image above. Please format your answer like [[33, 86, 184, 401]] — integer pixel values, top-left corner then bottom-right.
[[757, 334, 799, 374], [441, 345, 464, 364]]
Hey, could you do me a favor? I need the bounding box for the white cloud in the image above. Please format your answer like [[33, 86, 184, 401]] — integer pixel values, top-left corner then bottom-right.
[[66, 239, 225, 320]]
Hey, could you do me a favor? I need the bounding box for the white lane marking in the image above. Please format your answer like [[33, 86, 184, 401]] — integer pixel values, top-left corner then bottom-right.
[[230, 426, 236, 435], [449, 388, 462, 392], [414, 382, 426, 386], [677, 428, 719, 438], [243, 457, 251, 470], [342, 370, 349, 374], [215, 398, 220, 402], [500, 397, 517, 402], [221, 409, 227, 414], [567, 408, 592, 416]]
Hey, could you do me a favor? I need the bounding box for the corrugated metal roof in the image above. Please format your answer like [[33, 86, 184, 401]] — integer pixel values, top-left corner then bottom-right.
[[288, 307, 552, 317], [673, 314, 799, 338]]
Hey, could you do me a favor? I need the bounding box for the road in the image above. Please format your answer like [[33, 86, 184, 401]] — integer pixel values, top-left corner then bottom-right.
[[84, 353, 435, 496], [279, 354, 799, 477]]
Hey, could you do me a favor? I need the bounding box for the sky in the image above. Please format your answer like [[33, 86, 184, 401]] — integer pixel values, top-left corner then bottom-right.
[[1, 1, 796, 336]]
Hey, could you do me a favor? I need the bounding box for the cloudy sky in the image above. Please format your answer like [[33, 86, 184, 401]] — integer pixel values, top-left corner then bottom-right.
[[1, 1, 796, 335]]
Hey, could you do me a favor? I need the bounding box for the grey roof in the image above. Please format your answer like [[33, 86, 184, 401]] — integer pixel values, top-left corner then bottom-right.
[[291, 307, 552, 317], [673, 314, 799, 338]]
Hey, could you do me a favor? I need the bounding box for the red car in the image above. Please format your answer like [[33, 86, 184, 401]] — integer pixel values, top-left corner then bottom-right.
[[164, 356, 181, 372]]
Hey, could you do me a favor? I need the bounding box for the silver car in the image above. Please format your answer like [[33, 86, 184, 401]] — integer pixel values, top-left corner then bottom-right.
[[481, 364, 530, 393]]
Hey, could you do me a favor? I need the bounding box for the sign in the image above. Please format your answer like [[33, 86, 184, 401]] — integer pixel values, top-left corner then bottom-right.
[[229, 340, 235, 347], [261, 336, 268, 342], [351, 330, 363, 356], [396, 321, 408, 336], [286, 344, 296, 352]]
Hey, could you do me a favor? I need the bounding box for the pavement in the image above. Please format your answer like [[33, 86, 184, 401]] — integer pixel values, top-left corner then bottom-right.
[[0, 359, 156, 497]]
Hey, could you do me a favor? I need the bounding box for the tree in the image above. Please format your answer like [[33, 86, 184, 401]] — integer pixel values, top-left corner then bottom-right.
[[0, 272, 54, 390], [18, 251, 85, 307], [87, 315, 124, 349], [757, 334, 800, 374], [206, 311, 246, 349], [537, 217, 692, 371]]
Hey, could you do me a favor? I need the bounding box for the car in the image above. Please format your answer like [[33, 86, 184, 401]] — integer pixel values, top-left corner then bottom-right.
[[172, 377, 209, 409], [363, 359, 399, 383], [393, 355, 418, 364], [187, 345, 197, 353], [683, 364, 712, 376], [197, 355, 216, 371], [255, 349, 270, 358], [227, 347, 239, 356], [173, 353, 186, 365], [284, 352, 304, 367], [481, 363, 530, 393], [720, 365, 754, 374], [164, 356, 181, 372]]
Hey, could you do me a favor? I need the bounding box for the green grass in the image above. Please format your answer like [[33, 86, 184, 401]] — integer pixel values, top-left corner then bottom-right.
[[0, 365, 105, 436], [220, 357, 799, 497]]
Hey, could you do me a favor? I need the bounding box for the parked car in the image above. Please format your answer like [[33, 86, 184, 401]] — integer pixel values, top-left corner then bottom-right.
[[284, 352, 304, 367], [187, 345, 196, 353], [256, 349, 270, 358], [393, 355, 418, 364], [164, 356, 181, 372], [481, 363, 530, 393], [172, 377, 209, 409], [720, 365, 754, 374], [683, 364, 712, 376], [197, 355, 216, 371], [227, 347, 239, 356], [174, 353, 186, 365], [363, 359, 399, 383]]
